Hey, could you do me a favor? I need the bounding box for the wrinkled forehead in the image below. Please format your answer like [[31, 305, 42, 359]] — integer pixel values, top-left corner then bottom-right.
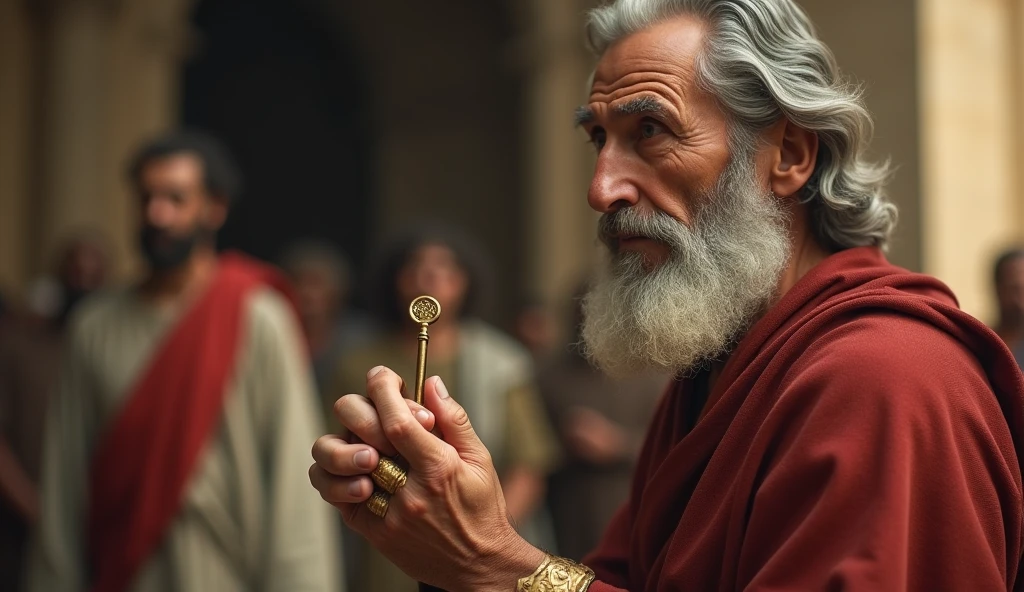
[[590, 15, 708, 97]]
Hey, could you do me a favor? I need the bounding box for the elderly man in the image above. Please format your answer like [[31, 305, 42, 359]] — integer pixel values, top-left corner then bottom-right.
[[309, 0, 1024, 590]]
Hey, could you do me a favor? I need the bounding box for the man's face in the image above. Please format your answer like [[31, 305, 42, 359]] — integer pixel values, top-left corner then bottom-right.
[[578, 16, 793, 376], [579, 16, 738, 268], [60, 240, 107, 292], [293, 267, 341, 325], [396, 244, 469, 320], [135, 153, 224, 270], [998, 258, 1024, 320]]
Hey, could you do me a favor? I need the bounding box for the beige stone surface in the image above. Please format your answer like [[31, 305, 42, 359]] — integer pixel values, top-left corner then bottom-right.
[[918, 0, 1019, 322]]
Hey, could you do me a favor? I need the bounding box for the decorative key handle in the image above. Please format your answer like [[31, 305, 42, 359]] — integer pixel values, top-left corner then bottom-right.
[[366, 295, 442, 519], [407, 296, 446, 592], [409, 295, 441, 405]]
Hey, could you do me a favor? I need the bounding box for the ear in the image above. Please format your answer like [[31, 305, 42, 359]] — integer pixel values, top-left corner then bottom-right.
[[204, 195, 230, 231], [767, 119, 818, 199]]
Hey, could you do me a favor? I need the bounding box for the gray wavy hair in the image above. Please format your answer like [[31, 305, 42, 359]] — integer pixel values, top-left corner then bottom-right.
[[587, 0, 897, 251]]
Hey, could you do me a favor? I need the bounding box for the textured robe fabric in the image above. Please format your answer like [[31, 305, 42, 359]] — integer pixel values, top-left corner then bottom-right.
[[26, 258, 342, 592], [584, 247, 1024, 591]]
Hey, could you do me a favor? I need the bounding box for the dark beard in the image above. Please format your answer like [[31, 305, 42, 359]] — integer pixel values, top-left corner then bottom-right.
[[138, 225, 204, 271]]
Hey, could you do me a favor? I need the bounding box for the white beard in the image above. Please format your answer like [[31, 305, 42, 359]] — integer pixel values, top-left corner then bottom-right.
[[581, 150, 792, 377]]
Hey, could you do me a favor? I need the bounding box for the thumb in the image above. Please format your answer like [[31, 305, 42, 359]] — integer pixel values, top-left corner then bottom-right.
[[422, 376, 490, 465]]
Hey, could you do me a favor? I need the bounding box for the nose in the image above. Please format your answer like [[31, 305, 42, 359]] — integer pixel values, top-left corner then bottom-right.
[[588, 148, 641, 214], [144, 196, 174, 227], [416, 265, 443, 292]]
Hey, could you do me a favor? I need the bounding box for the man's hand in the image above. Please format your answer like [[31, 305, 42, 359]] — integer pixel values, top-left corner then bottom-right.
[[309, 366, 545, 591]]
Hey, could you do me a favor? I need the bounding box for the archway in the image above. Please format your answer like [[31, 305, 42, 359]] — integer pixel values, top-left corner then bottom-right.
[[182, 0, 371, 274]]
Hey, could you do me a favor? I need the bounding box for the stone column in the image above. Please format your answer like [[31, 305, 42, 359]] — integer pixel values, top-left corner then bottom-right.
[[523, 0, 599, 319], [25, 0, 192, 283], [918, 0, 1019, 321], [31, 0, 120, 275], [0, 1, 36, 295]]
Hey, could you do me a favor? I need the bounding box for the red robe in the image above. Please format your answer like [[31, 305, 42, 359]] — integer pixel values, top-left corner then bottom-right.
[[584, 247, 1024, 591], [87, 253, 298, 592]]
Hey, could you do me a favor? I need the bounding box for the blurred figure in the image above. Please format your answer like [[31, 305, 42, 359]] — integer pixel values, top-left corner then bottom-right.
[[993, 247, 1024, 365], [329, 227, 560, 592], [0, 231, 110, 591], [539, 284, 669, 560], [27, 130, 341, 592], [513, 296, 559, 362], [22, 232, 110, 328], [279, 240, 377, 394], [53, 231, 110, 327]]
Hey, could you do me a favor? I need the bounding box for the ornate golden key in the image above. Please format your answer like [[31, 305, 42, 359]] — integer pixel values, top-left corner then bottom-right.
[[365, 295, 442, 519], [408, 295, 441, 405]]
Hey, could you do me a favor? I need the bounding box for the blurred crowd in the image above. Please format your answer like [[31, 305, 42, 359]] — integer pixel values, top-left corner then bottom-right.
[[5, 129, 1024, 591], [0, 130, 669, 592]]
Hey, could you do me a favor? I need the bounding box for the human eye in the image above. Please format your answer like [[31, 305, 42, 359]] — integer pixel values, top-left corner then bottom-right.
[[588, 127, 607, 151], [639, 119, 667, 139]]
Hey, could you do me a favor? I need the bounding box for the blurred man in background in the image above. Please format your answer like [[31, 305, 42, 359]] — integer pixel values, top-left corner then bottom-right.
[[27, 130, 341, 592], [329, 226, 560, 592], [279, 240, 377, 395], [21, 232, 110, 329], [513, 296, 560, 362], [539, 284, 667, 561], [993, 247, 1024, 366], [52, 231, 111, 328], [0, 231, 110, 590]]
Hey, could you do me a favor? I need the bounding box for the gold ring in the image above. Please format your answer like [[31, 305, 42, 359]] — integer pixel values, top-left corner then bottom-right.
[[366, 490, 390, 518], [371, 457, 408, 494]]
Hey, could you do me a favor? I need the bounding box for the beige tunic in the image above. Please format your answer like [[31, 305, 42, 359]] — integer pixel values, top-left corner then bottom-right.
[[26, 287, 343, 591]]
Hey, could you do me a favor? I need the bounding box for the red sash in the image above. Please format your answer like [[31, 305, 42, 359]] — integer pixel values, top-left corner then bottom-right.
[[86, 252, 297, 592]]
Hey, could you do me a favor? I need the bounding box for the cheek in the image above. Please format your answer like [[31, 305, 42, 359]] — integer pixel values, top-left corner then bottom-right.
[[652, 141, 731, 215], [639, 156, 703, 221], [435, 274, 468, 308], [196, 202, 217, 228]]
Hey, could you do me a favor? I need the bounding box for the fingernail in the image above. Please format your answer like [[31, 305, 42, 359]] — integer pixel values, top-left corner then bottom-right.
[[348, 479, 366, 497], [415, 409, 430, 423], [435, 377, 450, 399], [367, 366, 384, 379], [354, 450, 373, 469]]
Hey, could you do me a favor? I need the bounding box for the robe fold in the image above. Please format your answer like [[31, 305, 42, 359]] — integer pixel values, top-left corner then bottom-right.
[[584, 247, 1024, 591]]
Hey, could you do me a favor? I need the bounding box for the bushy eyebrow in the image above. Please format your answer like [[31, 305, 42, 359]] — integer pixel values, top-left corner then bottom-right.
[[613, 96, 670, 118], [574, 106, 595, 127], [573, 96, 671, 127]]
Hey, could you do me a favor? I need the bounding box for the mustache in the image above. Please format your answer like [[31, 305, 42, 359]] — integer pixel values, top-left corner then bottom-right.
[[140, 225, 180, 242], [597, 208, 691, 251]]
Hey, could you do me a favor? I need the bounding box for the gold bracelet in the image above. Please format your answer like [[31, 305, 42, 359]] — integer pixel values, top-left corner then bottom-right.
[[516, 553, 596, 592]]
